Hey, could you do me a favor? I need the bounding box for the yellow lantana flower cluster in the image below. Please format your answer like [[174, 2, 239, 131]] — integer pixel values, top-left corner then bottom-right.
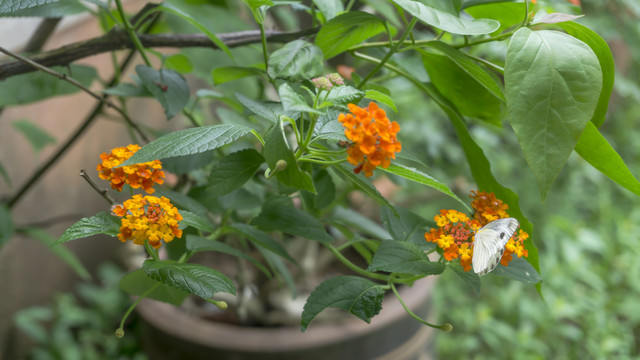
[[425, 191, 529, 272], [112, 194, 183, 249], [97, 144, 165, 194], [338, 102, 402, 177]]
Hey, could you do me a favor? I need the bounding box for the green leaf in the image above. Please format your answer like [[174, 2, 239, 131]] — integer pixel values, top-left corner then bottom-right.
[[267, 40, 324, 81], [312, 0, 343, 21], [505, 28, 602, 199], [136, 65, 190, 119], [186, 235, 270, 277], [120, 269, 189, 306], [255, 244, 297, 297], [143, 260, 236, 298], [448, 262, 480, 294], [157, 2, 232, 59], [25, 228, 90, 280], [379, 163, 469, 210], [12, 119, 56, 153], [102, 82, 150, 97], [392, 0, 500, 35], [330, 163, 393, 211], [164, 53, 193, 73], [207, 149, 264, 196], [312, 109, 346, 142], [156, 188, 210, 216], [420, 48, 503, 123], [323, 86, 365, 106], [364, 90, 397, 113], [263, 119, 316, 193], [179, 211, 216, 233], [0, 0, 86, 17], [367, 240, 445, 275], [252, 197, 333, 243], [212, 66, 265, 84], [301, 276, 384, 331], [278, 83, 321, 114], [557, 21, 614, 128], [575, 122, 640, 197], [227, 223, 296, 263], [492, 257, 542, 284], [0, 204, 15, 248], [331, 206, 391, 241], [533, 12, 583, 24], [236, 93, 278, 122], [121, 124, 253, 166], [53, 212, 120, 246], [464, 2, 524, 36], [315, 11, 385, 59], [0, 65, 97, 106], [305, 169, 336, 210], [380, 206, 433, 250]]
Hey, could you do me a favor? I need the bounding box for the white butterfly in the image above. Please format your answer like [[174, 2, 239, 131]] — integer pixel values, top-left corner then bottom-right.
[[472, 218, 519, 276]]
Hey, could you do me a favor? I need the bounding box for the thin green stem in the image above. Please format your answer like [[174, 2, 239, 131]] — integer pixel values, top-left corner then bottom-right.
[[390, 282, 452, 331], [298, 157, 346, 165], [358, 17, 418, 88], [117, 282, 160, 335], [115, 0, 151, 66]]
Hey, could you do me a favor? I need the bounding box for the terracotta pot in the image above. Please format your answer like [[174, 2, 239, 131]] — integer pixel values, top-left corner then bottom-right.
[[137, 277, 436, 360]]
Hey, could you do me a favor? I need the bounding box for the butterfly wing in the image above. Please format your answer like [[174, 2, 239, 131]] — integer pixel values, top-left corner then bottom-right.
[[472, 218, 519, 275]]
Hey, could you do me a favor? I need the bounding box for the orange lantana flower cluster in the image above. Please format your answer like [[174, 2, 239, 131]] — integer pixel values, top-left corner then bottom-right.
[[425, 191, 529, 272], [97, 144, 165, 194], [338, 102, 401, 177], [112, 194, 183, 249]]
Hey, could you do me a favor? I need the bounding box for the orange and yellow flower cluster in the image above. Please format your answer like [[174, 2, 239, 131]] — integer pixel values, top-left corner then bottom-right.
[[425, 191, 529, 272], [112, 194, 183, 249], [338, 102, 401, 177], [97, 144, 165, 194]]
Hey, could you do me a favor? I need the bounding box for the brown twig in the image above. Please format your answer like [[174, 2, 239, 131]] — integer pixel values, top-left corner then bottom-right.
[[0, 27, 319, 80], [80, 169, 116, 205]]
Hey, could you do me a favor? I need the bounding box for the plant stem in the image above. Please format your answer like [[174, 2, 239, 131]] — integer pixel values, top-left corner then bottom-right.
[[79, 170, 116, 205], [117, 282, 160, 335], [390, 282, 451, 331], [115, 0, 151, 66]]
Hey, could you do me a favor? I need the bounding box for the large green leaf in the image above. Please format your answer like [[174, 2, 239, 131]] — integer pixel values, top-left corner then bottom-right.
[[312, 109, 347, 142], [0, 65, 97, 106], [207, 149, 264, 196], [278, 83, 321, 114], [143, 260, 236, 298], [558, 21, 615, 128], [53, 212, 120, 246], [12, 119, 56, 153], [323, 86, 365, 106], [492, 257, 542, 284], [330, 164, 394, 211], [379, 163, 469, 210], [267, 40, 324, 81], [315, 11, 386, 59], [392, 0, 500, 35], [505, 28, 602, 199], [179, 210, 216, 233], [236, 93, 278, 123], [575, 122, 640, 197], [367, 240, 445, 275], [227, 223, 296, 263], [121, 124, 253, 166], [251, 197, 333, 243], [380, 206, 433, 250], [120, 269, 189, 306], [186, 235, 270, 277], [464, 1, 524, 36], [312, 0, 343, 21], [301, 276, 384, 331], [136, 65, 190, 120], [0, 0, 86, 17], [263, 118, 316, 193]]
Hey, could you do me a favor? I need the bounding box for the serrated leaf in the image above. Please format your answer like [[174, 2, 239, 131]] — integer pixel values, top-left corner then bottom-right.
[[448, 262, 480, 294], [252, 198, 333, 243], [53, 212, 120, 246], [0, 0, 86, 17], [121, 124, 253, 166], [207, 149, 264, 196], [267, 40, 324, 81], [558, 21, 614, 128], [575, 122, 640, 197], [367, 240, 445, 275], [212, 66, 264, 84], [143, 260, 236, 298], [492, 257, 542, 284], [392, 0, 500, 35], [263, 118, 316, 193], [330, 163, 393, 211], [379, 163, 469, 211], [323, 86, 365, 106], [0, 65, 97, 106], [0, 204, 14, 248], [505, 28, 602, 199], [179, 211, 216, 233], [301, 276, 384, 331], [315, 11, 385, 59], [278, 83, 321, 114], [186, 235, 270, 277], [380, 206, 433, 250], [364, 90, 397, 113], [136, 65, 190, 120], [227, 223, 296, 263], [120, 269, 189, 306], [12, 119, 56, 153], [312, 109, 346, 142], [236, 93, 278, 122], [25, 228, 90, 280]]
